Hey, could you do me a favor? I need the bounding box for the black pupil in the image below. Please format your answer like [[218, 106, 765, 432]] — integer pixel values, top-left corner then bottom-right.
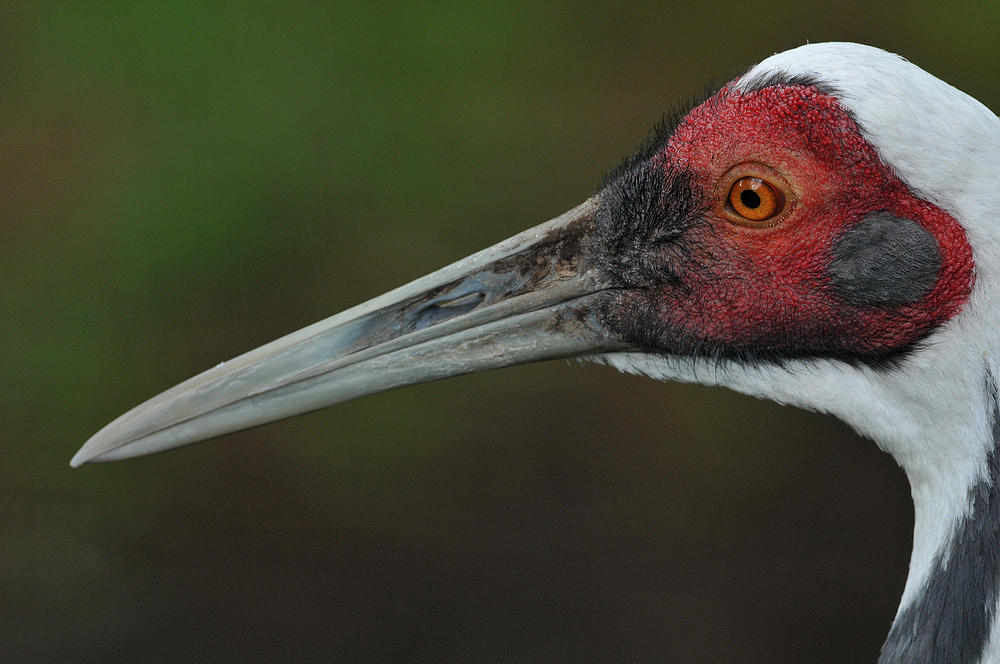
[[740, 189, 761, 209]]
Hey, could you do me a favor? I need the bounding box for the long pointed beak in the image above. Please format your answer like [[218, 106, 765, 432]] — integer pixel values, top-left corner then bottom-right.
[[72, 199, 634, 466]]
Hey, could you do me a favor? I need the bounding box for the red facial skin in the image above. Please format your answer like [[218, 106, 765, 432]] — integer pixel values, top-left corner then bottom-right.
[[613, 84, 974, 362]]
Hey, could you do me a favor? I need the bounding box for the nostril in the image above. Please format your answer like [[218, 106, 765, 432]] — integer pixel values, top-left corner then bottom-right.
[[436, 292, 485, 309], [412, 292, 486, 331]]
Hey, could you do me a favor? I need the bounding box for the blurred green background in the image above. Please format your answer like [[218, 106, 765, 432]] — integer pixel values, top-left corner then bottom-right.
[[4, 1, 998, 662]]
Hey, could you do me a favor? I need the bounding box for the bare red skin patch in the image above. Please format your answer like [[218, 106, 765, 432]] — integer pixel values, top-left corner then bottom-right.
[[605, 84, 974, 362]]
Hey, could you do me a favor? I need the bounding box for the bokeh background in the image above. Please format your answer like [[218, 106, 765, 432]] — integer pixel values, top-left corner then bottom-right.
[[4, 2, 999, 662]]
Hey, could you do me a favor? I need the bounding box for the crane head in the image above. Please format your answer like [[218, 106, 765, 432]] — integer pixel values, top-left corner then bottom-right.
[[71, 42, 1000, 662], [594, 78, 973, 363], [72, 42, 988, 469]]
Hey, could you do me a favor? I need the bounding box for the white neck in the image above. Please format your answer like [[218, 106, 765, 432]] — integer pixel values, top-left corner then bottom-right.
[[880, 371, 1000, 664]]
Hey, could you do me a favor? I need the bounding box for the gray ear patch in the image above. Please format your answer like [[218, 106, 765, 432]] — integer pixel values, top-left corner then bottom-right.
[[829, 212, 941, 307]]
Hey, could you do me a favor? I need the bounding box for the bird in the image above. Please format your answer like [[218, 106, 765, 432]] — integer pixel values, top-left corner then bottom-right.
[[72, 42, 1000, 663]]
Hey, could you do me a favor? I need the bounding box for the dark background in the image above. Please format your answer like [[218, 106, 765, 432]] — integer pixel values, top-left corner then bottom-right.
[[4, 2, 998, 662]]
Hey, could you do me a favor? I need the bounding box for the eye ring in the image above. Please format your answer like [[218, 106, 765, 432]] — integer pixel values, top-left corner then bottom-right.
[[717, 162, 795, 228]]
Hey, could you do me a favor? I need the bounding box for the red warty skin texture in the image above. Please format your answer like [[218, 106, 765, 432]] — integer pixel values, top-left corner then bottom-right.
[[628, 84, 976, 360]]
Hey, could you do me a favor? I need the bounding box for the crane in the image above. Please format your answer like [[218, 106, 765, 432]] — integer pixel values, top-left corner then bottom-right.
[[72, 43, 1000, 663]]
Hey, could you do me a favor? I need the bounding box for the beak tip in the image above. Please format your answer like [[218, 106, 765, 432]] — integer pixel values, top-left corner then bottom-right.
[[71, 429, 122, 467], [70, 440, 100, 467]]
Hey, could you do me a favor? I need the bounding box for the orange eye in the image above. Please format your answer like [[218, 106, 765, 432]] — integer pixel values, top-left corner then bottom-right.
[[728, 176, 784, 222]]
